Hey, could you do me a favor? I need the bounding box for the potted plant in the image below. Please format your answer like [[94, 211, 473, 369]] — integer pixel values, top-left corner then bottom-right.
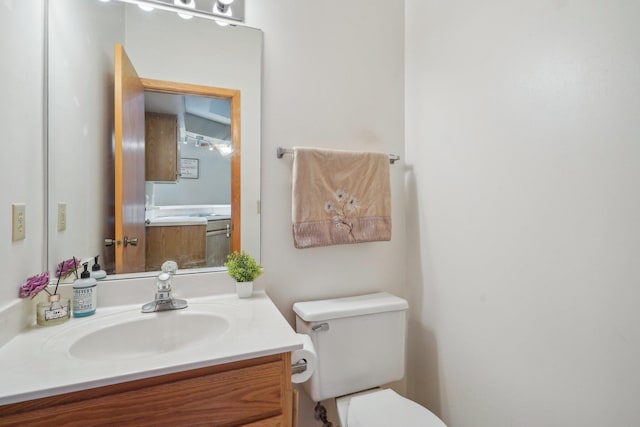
[[224, 251, 262, 298]]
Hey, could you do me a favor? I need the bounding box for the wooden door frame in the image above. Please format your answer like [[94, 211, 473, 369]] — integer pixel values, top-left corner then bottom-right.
[[140, 78, 241, 254]]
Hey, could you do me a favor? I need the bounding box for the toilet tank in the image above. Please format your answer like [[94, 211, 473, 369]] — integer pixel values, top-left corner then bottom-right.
[[293, 292, 409, 403]]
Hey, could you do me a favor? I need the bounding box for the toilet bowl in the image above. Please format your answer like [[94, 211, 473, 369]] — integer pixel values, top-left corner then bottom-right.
[[337, 389, 446, 427]]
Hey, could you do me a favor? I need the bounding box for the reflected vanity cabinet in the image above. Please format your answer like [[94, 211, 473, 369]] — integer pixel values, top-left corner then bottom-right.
[[145, 112, 179, 182], [146, 224, 206, 271]]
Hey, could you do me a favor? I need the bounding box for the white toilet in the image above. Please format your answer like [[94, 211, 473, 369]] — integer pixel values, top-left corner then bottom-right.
[[293, 292, 446, 427]]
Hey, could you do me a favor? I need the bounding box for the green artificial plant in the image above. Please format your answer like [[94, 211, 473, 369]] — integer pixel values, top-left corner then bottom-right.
[[224, 251, 263, 282]]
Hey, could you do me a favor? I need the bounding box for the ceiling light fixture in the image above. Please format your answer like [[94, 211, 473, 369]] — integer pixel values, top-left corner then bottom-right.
[[184, 134, 233, 156], [212, 0, 233, 26], [214, 0, 234, 14], [213, 143, 233, 156], [112, 0, 244, 25], [174, 0, 195, 20]]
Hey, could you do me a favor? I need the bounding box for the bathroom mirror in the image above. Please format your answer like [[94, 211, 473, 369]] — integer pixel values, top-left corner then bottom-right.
[[47, 0, 262, 277]]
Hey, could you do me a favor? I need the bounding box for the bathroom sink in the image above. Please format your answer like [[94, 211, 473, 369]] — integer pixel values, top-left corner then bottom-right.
[[67, 312, 230, 361], [2, 291, 303, 406]]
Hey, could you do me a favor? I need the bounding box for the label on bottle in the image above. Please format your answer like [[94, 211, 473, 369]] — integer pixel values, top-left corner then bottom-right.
[[45, 304, 69, 321], [73, 285, 97, 315]]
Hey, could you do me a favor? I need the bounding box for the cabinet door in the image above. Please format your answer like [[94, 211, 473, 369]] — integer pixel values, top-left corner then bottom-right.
[[145, 112, 178, 181], [0, 353, 293, 427], [145, 224, 206, 271], [242, 415, 286, 426]]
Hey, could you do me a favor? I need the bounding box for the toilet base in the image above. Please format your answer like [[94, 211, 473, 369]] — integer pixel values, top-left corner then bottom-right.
[[335, 388, 447, 427], [336, 388, 384, 426]]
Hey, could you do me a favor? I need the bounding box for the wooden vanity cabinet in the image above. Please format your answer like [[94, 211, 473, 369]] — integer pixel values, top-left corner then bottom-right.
[[0, 353, 292, 427], [145, 111, 179, 182], [146, 224, 206, 271]]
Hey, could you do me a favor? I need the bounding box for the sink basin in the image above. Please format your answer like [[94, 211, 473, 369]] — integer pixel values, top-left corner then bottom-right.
[[1, 292, 304, 406], [68, 312, 230, 361]]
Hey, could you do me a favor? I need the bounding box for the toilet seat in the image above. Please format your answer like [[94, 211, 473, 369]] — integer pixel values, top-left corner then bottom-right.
[[341, 389, 446, 427]]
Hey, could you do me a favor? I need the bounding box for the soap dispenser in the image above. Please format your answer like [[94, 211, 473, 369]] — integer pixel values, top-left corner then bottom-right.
[[73, 262, 97, 317], [90, 255, 107, 280]]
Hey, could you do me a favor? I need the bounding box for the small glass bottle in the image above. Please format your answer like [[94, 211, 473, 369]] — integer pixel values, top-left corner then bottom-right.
[[36, 294, 71, 326]]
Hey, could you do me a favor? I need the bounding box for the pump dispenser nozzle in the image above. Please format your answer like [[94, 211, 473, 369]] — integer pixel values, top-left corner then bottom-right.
[[90, 255, 107, 280], [81, 262, 90, 278]]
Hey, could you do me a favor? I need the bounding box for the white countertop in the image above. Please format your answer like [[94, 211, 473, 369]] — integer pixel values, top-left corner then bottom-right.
[[0, 291, 301, 405]]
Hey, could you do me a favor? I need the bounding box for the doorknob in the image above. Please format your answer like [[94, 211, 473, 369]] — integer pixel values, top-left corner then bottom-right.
[[104, 238, 121, 246], [124, 236, 139, 247]]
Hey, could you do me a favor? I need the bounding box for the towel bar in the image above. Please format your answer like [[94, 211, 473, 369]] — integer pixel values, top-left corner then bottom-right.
[[276, 147, 400, 164]]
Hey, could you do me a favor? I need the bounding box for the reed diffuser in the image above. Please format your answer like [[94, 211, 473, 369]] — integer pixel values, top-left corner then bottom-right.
[[19, 257, 78, 326]]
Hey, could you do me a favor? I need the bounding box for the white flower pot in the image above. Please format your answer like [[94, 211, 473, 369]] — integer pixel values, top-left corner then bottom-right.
[[235, 281, 253, 298]]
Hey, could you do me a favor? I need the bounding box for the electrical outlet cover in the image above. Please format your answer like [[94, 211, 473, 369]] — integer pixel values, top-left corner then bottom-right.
[[57, 203, 67, 232], [12, 203, 26, 241]]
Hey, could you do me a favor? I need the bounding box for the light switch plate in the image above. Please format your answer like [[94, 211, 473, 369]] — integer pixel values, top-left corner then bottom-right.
[[57, 202, 67, 231], [12, 203, 26, 241]]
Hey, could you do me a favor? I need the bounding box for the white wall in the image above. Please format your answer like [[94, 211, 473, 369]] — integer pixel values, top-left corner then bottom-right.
[[245, 1, 405, 424], [405, 1, 640, 426], [0, 2, 45, 306], [152, 141, 231, 206], [245, 0, 405, 320], [48, 0, 124, 274]]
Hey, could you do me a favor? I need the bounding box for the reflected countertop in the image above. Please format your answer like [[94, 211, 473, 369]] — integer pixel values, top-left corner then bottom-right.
[[146, 216, 208, 226], [146, 204, 232, 226]]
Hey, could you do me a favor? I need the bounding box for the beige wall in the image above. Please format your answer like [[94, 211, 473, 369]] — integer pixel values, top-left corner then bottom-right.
[[405, 1, 640, 426], [0, 2, 45, 305]]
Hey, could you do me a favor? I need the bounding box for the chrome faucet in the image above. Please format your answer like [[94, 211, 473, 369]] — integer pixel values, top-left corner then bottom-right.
[[141, 261, 188, 313]]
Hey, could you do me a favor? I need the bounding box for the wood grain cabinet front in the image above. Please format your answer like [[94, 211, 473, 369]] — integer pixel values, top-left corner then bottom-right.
[[145, 224, 206, 271], [145, 111, 179, 182], [0, 353, 292, 427]]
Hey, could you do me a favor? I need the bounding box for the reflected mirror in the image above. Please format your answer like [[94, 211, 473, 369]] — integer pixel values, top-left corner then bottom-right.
[[47, 0, 261, 277]]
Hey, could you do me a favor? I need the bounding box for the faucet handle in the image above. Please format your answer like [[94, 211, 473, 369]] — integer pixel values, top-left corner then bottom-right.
[[161, 260, 178, 275]]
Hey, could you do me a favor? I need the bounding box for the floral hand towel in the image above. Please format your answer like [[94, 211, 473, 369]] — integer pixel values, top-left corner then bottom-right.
[[292, 147, 391, 249]]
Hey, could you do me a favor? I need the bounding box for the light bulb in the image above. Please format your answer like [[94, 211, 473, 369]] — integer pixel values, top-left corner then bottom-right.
[[174, 0, 195, 20], [213, 0, 233, 26], [214, 0, 234, 13], [214, 144, 233, 156]]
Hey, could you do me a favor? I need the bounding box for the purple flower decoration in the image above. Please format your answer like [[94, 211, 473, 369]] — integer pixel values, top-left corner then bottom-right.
[[18, 272, 51, 298], [55, 257, 79, 279]]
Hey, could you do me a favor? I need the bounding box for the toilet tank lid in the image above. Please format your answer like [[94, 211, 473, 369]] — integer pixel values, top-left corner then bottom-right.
[[293, 292, 408, 322]]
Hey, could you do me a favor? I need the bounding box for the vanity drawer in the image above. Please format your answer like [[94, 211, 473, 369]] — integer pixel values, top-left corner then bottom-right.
[[0, 353, 292, 427]]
